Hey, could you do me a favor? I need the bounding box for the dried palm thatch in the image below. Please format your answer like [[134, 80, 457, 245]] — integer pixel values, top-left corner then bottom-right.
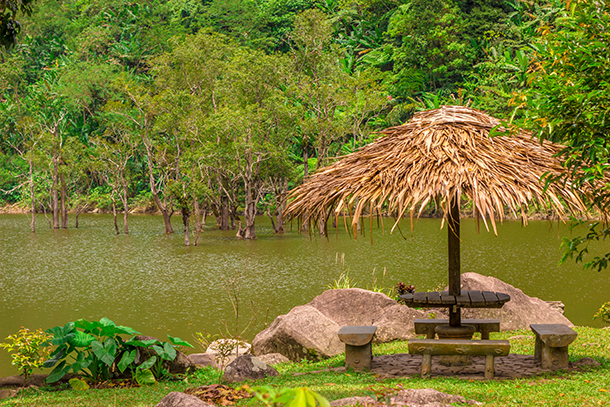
[[287, 105, 593, 236]]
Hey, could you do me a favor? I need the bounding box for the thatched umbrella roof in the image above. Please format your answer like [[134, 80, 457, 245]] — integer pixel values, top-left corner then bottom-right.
[[287, 105, 590, 235], [287, 105, 596, 327]]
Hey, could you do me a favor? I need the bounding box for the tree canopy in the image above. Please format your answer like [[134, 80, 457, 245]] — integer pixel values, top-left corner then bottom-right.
[[1, 0, 608, 251]]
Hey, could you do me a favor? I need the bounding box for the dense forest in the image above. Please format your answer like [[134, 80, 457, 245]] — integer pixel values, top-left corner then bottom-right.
[[0, 0, 607, 245]]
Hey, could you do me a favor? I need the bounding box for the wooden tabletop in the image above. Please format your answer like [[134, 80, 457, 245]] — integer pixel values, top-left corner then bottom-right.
[[399, 290, 510, 309]]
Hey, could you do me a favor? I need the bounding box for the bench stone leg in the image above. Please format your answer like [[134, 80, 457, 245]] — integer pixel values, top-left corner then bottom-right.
[[345, 343, 373, 371], [540, 345, 570, 369], [480, 328, 490, 340], [534, 337, 543, 362], [484, 355, 495, 380], [534, 337, 569, 369], [421, 354, 432, 377]]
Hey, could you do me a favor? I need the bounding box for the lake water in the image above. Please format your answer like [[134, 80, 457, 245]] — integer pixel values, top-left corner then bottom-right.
[[0, 213, 608, 377]]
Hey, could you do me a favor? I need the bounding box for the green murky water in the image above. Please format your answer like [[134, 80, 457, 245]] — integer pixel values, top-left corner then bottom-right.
[[0, 213, 608, 377]]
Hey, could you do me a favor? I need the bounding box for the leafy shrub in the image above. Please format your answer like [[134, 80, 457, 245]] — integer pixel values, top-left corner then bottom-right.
[[243, 385, 330, 407], [394, 282, 415, 304], [44, 317, 192, 385], [594, 302, 610, 324], [0, 327, 53, 384]]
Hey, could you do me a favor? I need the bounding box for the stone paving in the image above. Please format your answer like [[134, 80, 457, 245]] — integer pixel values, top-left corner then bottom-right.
[[369, 353, 598, 380]]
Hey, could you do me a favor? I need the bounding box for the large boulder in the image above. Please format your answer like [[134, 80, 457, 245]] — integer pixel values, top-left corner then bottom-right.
[[458, 273, 574, 330], [252, 289, 427, 361], [204, 339, 251, 369], [252, 305, 344, 361], [222, 355, 279, 383], [330, 388, 481, 407], [156, 392, 215, 407], [257, 353, 290, 365]]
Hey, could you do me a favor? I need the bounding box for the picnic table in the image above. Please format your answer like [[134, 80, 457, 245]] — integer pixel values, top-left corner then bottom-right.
[[402, 290, 511, 370], [399, 290, 510, 336], [400, 290, 511, 310]]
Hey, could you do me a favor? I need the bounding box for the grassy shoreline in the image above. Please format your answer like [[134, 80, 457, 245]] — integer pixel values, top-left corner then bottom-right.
[[1, 326, 609, 407]]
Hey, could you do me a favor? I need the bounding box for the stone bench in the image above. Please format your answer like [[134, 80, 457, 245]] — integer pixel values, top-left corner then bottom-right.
[[337, 326, 377, 371], [530, 324, 577, 369], [414, 319, 500, 340], [408, 339, 510, 379]]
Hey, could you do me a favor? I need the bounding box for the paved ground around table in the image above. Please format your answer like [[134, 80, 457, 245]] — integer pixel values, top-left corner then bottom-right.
[[370, 353, 587, 380]]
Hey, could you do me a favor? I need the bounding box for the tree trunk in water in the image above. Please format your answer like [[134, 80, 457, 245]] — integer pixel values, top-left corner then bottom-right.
[[42, 203, 52, 229], [60, 171, 67, 229], [52, 156, 59, 229], [142, 119, 173, 234], [121, 180, 129, 235], [182, 206, 190, 246], [243, 180, 256, 240], [193, 197, 202, 246], [275, 179, 288, 234], [29, 153, 35, 233], [111, 195, 119, 235], [219, 195, 230, 230]]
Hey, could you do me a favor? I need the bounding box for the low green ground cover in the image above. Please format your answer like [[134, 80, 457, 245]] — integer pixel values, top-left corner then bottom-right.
[[1, 327, 609, 407]]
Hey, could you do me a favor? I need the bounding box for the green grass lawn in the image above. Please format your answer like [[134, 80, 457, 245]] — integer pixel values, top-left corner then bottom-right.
[[1, 327, 609, 407]]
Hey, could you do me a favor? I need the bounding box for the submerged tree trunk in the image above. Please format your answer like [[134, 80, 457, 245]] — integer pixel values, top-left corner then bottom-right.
[[111, 193, 119, 235], [193, 197, 203, 246], [219, 194, 230, 230], [242, 154, 262, 240], [52, 155, 59, 229], [143, 123, 174, 234], [120, 171, 129, 234], [60, 171, 67, 229], [29, 150, 35, 233], [275, 178, 288, 234], [182, 206, 191, 246]]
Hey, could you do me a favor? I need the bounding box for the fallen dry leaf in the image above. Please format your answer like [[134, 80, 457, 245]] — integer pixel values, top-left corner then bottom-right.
[[184, 384, 251, 405]]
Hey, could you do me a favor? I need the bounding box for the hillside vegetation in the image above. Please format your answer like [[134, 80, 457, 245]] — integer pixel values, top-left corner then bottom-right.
[[0, 0, 606, 243]]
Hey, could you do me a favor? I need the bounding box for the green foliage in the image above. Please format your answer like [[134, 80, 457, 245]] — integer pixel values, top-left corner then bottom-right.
[[44, 318, 193, 384], [522, 1, 610, 270], [0, 327, 52, 384], [244, 385, 330, 407], [594, 302, 610, 325], [328, 271, 358, 289], [0, 0, 35, 50], [386, 0, 477, 94], [68, 378, 89, 390]]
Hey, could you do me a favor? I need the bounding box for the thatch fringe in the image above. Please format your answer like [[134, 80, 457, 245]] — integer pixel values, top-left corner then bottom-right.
[[286, 105, 596, 236]]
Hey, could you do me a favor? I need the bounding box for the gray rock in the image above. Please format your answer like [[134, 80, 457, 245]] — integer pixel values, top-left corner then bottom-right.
[[155, 392, 215, 407], [391, 389, 482, 406], [330, 396, 376, 406], [252, 305, 344, 361], [252, 289, 427, 362], [330, 389, 481, 407], [205, 339, 251, 356], [257, 353, 290, 365], [222, 355, 279, 383], [188, 353, 216, 368], [457, 273, 574, 330]]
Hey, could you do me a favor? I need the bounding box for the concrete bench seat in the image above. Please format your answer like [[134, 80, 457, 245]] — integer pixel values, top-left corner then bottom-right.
[[337, 326, 377, 371], [408, 339, 510, 379], [530, 324, 577, 369], [414, 319, 500, 339]]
